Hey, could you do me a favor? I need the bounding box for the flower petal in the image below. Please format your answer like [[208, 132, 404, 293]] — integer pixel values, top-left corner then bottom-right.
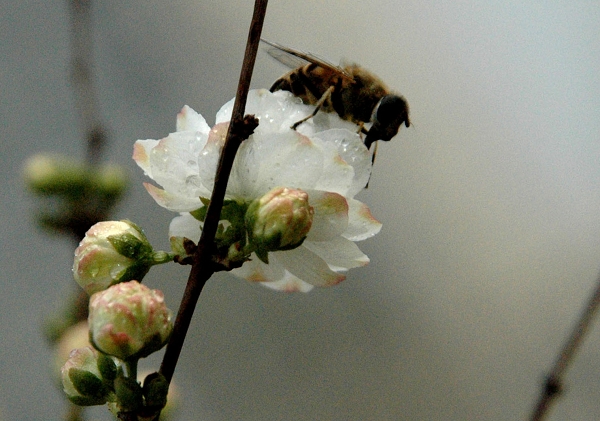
[[260, 274, 315, 293], [342, 198, 382, 241], [176, 105, 211, 133], [311, 128, 371, 196], [306, 190, 349, 241], [303, 237, 369, 271], [232, 255, 286, 283], [169, 213, 201, 240], [216, 89, 313, 132], [134, 131, 211, 200], [273, 246, 345, 287], [227, 130, 324, 199], [144, 183, 203, 212]]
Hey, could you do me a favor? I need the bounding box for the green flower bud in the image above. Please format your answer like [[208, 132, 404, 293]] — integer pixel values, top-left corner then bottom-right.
[[94, 163, 129, 199], [23, 153, 128, 199], [23, 154, 89, 196], [73, 220, 154, 295], [245, 187, 314, 263], [142, 372, 169, 410], [61, 347, 110, 406], [114, 373, 143, 412], [53, 321, 91, 383], [88, 281, 173, 361]]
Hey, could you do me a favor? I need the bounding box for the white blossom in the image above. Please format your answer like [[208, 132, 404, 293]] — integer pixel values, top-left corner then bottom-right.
[[134, 89, 382, 292]]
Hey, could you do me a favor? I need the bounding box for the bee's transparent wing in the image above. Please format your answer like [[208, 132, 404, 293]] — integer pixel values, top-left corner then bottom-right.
[[261, 39, 354, 82]]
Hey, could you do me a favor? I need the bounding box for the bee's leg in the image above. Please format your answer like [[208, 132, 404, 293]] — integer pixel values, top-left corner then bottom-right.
[[356, 122, 364, 135], [364, 140, 378, 189], [291, 86, 335, 130]]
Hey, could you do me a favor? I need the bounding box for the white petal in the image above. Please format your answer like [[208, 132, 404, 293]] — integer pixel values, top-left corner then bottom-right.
[[132, 139, 158, 175], [342, 198, 382, 241], [227, 130, 324, 199], [305, 190, 349, 241], [134, 131, 211, 199], [216, 90, 313, 133], [144, 183, 203, 212], [310, 133, 354, 196], [303, 237, 369, 270], [312, 128, 371, 197], [195, 123, 229, 194], [274, 246, 345, 287], [260, 274, 315, 293], [232, 255, 286, 283], [176, 105, 211, 133], [231, 253, 316, 293], [169, 213, 202, 240]]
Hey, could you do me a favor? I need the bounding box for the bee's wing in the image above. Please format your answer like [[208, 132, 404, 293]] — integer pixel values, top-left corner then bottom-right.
[[261, 39, 354, 83]]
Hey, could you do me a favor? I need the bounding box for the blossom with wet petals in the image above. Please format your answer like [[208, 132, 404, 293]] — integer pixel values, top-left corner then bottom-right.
[[134, 89, 382, 292]]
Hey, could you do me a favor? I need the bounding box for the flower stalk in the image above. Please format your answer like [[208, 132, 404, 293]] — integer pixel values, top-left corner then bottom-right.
[[158, 0, 269, 385]]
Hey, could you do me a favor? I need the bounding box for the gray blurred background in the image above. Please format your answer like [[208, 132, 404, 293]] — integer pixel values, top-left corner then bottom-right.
[[2, 1, 600, 420]]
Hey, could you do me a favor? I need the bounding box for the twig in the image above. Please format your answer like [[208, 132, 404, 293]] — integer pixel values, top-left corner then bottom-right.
[[530, 269, 600, 420], [159, 0, 269, 385], [67, 0, 107, 165]]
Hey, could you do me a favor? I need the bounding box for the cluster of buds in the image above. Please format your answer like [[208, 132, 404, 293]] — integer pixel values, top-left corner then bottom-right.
[[61, 281, 173, 414]]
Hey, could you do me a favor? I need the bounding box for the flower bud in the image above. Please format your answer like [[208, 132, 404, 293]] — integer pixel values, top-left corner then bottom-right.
[[73, 220, 154, 295], [23, 154, 88, 196], [61, 347, 111, 406], [245, 187, 314, 263], [88, 281, 173, 360], [53, 321, 91, 383], [23, 153, 128, 199]]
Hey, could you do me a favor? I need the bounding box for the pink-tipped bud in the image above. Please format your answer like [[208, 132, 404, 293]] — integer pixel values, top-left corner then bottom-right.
[[245, 187, 314, 263], [73, 220, 153, 295], [88, 281, 173, 361]]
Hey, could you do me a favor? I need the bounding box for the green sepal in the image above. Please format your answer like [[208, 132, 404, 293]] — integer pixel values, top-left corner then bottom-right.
[[108, 233, 151, 259], [142, 372, 169, 410], [276, 235, 307, 251], [114, 374, 143, 412], [130, 332, 171, 360], [115, 260, 152, 284], [67, 394, 108, 407], [68, 368, 108, 402], [190, 197, 211, 221], [255, 248, 270, 265], [97, 353, 118, 383]]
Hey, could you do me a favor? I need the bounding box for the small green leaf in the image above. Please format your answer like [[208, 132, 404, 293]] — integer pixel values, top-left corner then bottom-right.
[[142, 372, 169, 409], [114, 374, 143, 412], [69, 368, 106, 398], [97, 354, 117, 382], [255, 248, 269, 264], [108, 233, 145, 258]]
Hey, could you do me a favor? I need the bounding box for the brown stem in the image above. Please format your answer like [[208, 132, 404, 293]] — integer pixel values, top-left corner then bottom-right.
[[158, 0, 269, 385], [530, 270, 600, 420], [67, 0, 107, 165]]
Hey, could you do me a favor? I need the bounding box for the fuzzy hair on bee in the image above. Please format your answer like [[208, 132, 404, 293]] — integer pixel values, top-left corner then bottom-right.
[[261, 39, 410, 152]]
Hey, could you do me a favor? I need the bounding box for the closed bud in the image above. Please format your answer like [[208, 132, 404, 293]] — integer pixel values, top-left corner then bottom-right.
[[73, 220, 154, 295], [88, 281, 173, 361], [142, 372, 169, 410], [245, 187, 314, 262], [61, 347, 110, 406], [23, 153, 127, 199], [23, 154, 88, 196]]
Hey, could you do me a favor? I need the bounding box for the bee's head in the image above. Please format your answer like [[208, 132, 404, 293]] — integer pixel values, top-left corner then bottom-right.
[[364, 95, 410, 149]]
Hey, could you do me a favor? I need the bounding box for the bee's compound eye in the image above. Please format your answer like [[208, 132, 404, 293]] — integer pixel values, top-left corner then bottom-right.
[[376, 95, 405, 121]]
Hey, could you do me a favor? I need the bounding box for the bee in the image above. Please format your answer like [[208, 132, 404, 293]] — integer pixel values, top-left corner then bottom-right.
[[261, 39, 410, 153]]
